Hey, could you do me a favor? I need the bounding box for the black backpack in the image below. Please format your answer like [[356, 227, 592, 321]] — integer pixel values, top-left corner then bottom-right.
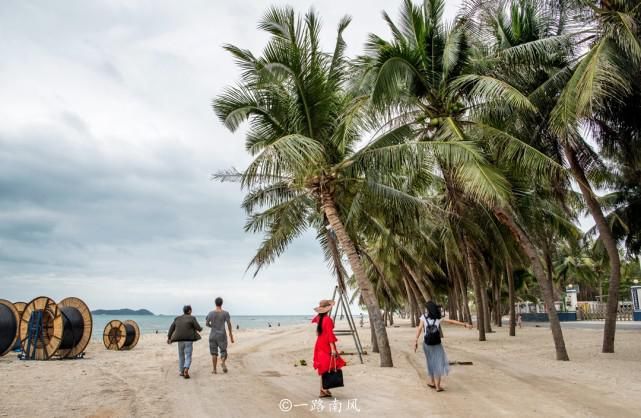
[[423, 315, 441, 346]]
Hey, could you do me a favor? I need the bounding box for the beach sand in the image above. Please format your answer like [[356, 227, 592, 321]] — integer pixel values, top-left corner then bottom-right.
[[1, 320, 640, 417]]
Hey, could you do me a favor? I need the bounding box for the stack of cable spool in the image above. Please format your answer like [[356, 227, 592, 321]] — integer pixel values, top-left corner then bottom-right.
[[0, 299, 19, 357], [103, 319, 141, 351], [18, 296, 93, 360]]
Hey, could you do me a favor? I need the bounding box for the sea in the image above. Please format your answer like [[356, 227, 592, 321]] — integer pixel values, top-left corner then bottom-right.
[[91, 314, 314, 340]]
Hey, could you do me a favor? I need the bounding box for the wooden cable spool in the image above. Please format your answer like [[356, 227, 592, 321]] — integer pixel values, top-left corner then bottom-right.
[[0, 299, 19, 357], [12, 302, 26, 351], [103, 319, 140, 351], [56, 297, 93, 359], [19, 296, 63, 360]]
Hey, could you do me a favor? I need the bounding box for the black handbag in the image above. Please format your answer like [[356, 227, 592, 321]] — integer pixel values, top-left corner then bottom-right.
[[322, 355, 344, 389]]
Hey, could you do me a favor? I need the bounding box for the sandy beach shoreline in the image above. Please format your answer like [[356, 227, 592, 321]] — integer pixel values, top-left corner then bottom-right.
[[1, 319, 640, 417]]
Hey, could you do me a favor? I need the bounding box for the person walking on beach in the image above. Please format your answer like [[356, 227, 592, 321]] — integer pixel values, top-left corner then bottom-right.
[[414, 301, 471, 392], [167, 305, 202, 379], [205, 297, 234, 374], [312, 300, 345, 398]]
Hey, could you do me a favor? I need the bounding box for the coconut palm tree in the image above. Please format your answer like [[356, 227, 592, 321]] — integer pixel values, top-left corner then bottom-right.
[[364, 0, 571, 359], [213, 6, 395, 366], [491, 0, 641, 353], [213, 6, 482, 367]]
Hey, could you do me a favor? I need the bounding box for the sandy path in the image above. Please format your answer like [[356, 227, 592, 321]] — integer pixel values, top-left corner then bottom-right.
[[1, 320, 640, 417]]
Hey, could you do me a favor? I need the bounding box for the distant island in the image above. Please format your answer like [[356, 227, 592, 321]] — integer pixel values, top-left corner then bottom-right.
[[91, 309, 154, 316]]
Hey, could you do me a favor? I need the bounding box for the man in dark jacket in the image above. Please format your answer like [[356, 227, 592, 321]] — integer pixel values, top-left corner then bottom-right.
[[168, 305, 202, 379]]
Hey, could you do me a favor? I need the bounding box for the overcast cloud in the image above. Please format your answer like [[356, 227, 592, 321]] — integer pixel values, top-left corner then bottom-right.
[[0, 0, 460, 315]]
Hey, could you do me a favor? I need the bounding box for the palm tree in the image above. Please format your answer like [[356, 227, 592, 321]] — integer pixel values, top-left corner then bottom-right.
[[364, 0, 571, 359], [492, 0, 641, 353], [213, 6, 475, 367], [212, 6, 396, 366]]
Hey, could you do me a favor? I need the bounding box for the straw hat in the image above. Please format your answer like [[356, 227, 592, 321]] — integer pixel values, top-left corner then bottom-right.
[[314, 299, 335, 313]]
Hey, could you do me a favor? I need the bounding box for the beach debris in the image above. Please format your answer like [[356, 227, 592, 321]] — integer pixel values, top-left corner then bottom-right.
[[339, 351, 368, 356], [299, 359, 307, 366], [448, 361, 473, 366]]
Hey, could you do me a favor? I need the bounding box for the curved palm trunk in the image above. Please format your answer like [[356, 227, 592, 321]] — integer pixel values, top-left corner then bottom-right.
[[454, 267, 472, 324], [564, 145, 621, 353], [463, 235, 486, 341], [494, 207, 569, 361], [321, 191, 393, 367], [495, 275, 502, 327], [507, 259, 516, 337], [479, 264, 493, 333], [405, 269, 427, 314], [405, 276, 416, 327], [369, 305, 379, 353], [402, 261, 432, 304], [481, 285, 493, 333]]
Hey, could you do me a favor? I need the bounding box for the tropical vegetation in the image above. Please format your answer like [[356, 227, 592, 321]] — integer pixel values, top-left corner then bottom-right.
[[214, 0, 641, 364]]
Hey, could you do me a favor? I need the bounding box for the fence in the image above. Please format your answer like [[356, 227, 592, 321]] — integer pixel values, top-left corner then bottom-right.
[[577, 302, 633, 321]]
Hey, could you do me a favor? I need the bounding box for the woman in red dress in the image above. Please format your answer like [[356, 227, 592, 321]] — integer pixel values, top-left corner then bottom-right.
[[312, 299, 345, 398]]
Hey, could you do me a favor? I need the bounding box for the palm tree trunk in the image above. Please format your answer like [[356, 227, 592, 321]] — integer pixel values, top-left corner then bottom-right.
[[455, 267, 472, 324], [463, 235, 486, 341], [507, 259, 516, 337], [408, 276, 424, 323], [495, 275, 502, 327], [369, 306, 379, 353], [450, 278, 460, 321], [479, 263, 494, 333], [403, 275, 417, 327], [544, 249, 559, 302], [564, 145, 621, 354], [481, 284, 493, 333], [405, 268, 427, 313], [494, 207, 569, 360], [404, 262, 433, 301], [321, 191, 393, 367]]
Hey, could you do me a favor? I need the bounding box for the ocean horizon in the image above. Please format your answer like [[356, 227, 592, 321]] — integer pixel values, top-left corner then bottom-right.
[[89, 314, 366, 340]]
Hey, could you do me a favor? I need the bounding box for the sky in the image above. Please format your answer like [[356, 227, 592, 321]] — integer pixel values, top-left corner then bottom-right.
[[0, 0, 461, 315]]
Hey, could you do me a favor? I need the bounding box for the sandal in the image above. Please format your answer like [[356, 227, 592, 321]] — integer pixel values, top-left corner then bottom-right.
[[436, 388, 444, 392], [222, 364, 228, 373], [427, 384, 436, 389], [319, 389, 332, 398]]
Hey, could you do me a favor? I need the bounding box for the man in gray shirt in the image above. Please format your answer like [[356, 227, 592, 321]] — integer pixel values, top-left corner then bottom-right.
[[205, 297, 234, 374]]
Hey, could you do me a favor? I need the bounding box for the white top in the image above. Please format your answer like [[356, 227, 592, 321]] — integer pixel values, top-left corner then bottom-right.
[[419, 316, 440, 334]]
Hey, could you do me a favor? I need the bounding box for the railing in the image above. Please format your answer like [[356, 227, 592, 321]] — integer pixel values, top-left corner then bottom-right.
[[577, 302, 633, 321]]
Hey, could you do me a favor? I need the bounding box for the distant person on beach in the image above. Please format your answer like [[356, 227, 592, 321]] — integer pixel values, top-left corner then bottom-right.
[[167, 305, 202, 379], [359, 313, 364, 328], [312, 300, 345, 398], [414, 301, 471, 392], [205, 297, 234, 374], [517, 314, 523, 329]]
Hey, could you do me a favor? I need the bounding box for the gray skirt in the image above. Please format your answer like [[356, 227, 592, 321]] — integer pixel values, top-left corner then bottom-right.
[[423, 342, 449, 378]]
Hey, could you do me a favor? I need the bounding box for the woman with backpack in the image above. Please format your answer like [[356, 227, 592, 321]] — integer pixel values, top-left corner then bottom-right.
[[414, 301, 471, 392]]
